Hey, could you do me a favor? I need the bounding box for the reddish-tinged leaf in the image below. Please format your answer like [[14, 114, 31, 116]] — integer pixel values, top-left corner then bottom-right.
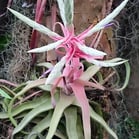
[[70, 81, 91, 139], [29, 30, 40, 62], [30, 30, 40, 49], [37, 0, 47, 22], [76, 79, 105, 90], [29, 0, 47, 63], [36, 0, 42, 19], [51, 4, 57, 27], [7, 0, 13, 7]]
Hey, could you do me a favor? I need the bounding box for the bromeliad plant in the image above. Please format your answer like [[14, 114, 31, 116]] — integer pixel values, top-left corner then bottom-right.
[[7, 0, 129, 139]]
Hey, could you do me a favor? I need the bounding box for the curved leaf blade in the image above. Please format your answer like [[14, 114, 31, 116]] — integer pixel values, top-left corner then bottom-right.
[[76, 42, 106, 57], [64, 0, 74, 25], [70, 81, 91, 139], [90, 107, 118, 139], [45, 57, 66, 85], [80, 65, 100, 81], [76, 115, 84, 139], [46, 93, 75, 139], [27, 111, 53, 139], [0, 88, 11, 99], [89, 58, 128, 67], [116, 61, 130, 91], [12, 95, 59, 136], [0, 94, 50, 119], [64, 106, 78, 139], [57, 0, 74, 25], [8, 8, 60, 38], [57, 0, 67, 25], [37, 62, 53, 69], [83, 0, 129, 38], [28, 40, 63, 53]]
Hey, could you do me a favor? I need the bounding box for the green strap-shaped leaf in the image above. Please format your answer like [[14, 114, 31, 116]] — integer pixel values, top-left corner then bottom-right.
[[116, 61, 130, 91], [0, 85, 16, 96], [57, 0, 73, 25], [27, 111, 53, 139], [73, 100, 118, 139], [46, 93, 75, 139], [8, 8, 60, 38], [64, 0, 74, 25], [90, 107, 118, 139], [76, 115, 84, 139], [55, 124, 67, 139], [80, 65, 100, 81], [7, 79, 48, 126], [12, 94, 59, 136], [54, 130, 67, 139], [0, 94, 50, 119], [0, 88, 11, 99], [64, 106, 78, 139], [13, 78, 47, 98], [57, 0, 66, 25], [89, 58, 128, 67]]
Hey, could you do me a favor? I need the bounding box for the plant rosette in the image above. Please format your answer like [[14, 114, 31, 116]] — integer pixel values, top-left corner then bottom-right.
[[8, 0, 129, 139]]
